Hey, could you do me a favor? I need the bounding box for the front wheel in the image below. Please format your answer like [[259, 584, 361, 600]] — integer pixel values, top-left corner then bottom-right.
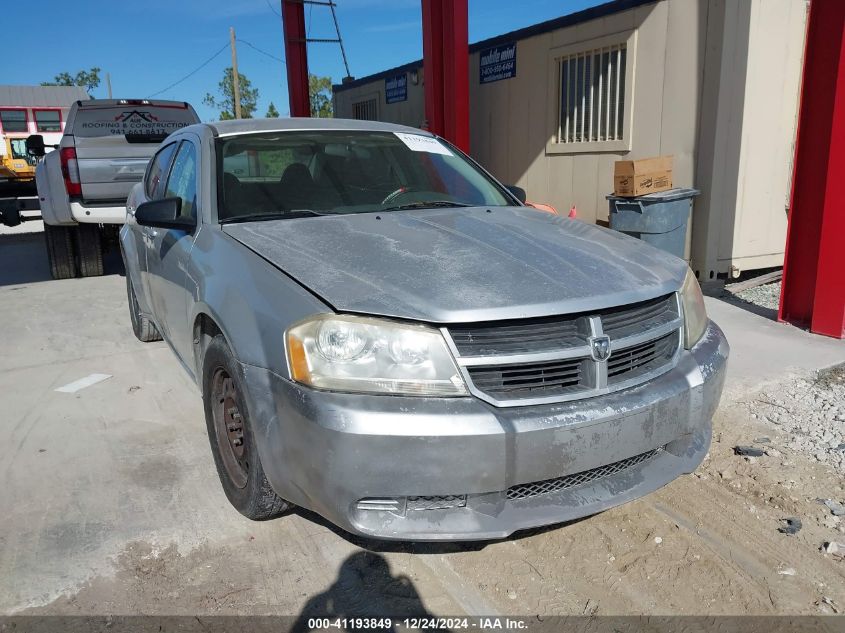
[[202, 334, 290, 520]]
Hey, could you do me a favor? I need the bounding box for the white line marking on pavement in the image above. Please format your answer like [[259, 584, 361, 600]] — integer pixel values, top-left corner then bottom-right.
[[55, 373, 112, 393]]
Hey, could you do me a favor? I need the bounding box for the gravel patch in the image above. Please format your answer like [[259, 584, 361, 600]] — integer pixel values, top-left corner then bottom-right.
[[744, 366, 845, 473], [731, 281, 782, 311]]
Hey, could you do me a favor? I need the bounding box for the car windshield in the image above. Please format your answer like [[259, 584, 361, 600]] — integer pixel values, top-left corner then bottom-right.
[[216, 130, 513, 221]]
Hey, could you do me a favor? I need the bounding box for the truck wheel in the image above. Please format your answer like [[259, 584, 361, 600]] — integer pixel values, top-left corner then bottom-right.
[[126, 276, 162, 342], [202, 334, 290, 520], [76, 225, 104, 277], [44, 225, 76, 280]]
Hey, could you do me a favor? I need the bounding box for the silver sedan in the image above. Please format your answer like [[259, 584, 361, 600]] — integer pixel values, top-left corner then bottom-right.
[[120, 118, 728, 541]]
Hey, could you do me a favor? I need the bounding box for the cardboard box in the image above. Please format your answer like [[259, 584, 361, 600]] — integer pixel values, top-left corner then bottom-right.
[[613, 155, 673, 197]]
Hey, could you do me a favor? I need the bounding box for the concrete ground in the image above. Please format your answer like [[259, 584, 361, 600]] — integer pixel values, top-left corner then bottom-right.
[[1, 224, 844, 618]]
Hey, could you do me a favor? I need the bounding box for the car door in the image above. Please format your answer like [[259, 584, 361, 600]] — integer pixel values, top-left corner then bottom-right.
[[132, 141, 178, 301], [146, 139, 199, 365]]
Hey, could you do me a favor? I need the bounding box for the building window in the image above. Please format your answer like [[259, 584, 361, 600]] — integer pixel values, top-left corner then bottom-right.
[[558, 44, 626, 144], [352, 98, 378, 121], [0, 109, 28, 133], [34, 109, 62, 132]]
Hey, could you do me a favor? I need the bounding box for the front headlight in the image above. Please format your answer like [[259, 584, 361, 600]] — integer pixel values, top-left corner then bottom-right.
[[286, 314, 468, 396], [680, 268, 708, 349]]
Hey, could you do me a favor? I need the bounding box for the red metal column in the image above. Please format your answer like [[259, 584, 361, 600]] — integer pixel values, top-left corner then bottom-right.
[[421, 0, 469, 151], [442, 0, 469, 152], [779, 0, 845, 338], [282, 0, 310, 117]]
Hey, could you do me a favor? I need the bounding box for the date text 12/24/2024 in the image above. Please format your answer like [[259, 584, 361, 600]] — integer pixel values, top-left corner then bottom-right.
[[307, 617, 530, 630]]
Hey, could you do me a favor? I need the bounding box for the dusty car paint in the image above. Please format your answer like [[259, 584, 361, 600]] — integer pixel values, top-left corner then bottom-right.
[[222, 206, 687, 323], [120, 118, 728, 540]]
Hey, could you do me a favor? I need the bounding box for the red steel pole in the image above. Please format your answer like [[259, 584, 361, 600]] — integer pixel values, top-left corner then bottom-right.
[[422, 0, 445, 135], [442, 0, 469, 152], [779, 0, 845, 338], [282, 0, 311, 117], [421, 0, 469, 151]]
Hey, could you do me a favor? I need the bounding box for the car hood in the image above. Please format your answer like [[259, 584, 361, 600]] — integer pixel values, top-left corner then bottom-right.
[[222, 207, 688, 323]]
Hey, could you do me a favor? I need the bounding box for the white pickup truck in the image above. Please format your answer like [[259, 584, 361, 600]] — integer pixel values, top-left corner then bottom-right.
[[28, 99, 199, 279]]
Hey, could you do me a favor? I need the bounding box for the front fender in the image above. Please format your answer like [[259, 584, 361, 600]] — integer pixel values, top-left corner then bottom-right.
[[188, 228, 331, 379]]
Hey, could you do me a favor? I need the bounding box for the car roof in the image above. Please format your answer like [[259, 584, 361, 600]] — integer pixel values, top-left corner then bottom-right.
[[203, 117, 434, 138]]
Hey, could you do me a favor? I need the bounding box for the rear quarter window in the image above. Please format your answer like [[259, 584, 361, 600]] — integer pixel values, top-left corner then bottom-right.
[[71, 105, 198, 140]]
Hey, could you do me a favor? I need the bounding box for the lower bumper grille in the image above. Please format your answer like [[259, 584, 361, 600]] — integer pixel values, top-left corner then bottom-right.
[[506, 446, 664, 501], [407, 495, 467, 511]]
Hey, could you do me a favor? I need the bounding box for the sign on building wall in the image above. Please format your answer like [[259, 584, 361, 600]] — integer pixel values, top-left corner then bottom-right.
[[479, 42, 517, 84], [385, 74, 408, 104]]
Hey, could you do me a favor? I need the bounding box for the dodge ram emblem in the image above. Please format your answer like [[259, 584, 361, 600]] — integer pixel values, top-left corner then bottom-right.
[[589, 335, 612, 361]]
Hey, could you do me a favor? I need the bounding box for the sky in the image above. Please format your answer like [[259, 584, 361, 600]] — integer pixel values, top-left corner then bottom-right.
[[2, 0, 607, 122]]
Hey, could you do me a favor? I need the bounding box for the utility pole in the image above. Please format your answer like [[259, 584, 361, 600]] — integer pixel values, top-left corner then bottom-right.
[[230, 27, 242, 119], [106, 73, 113, 99]]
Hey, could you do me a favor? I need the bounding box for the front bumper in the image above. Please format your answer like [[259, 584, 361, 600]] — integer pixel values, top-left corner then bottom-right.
[[241, 320, 728, 541]]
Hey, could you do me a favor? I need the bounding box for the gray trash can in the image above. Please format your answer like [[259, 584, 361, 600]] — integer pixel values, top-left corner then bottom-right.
[[607, 188, 699, 259]]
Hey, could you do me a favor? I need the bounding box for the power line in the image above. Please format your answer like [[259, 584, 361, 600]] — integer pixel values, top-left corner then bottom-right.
[[237, 38, 287, 65], [147, 42, 229, 98], [265, 0, 281, 17]]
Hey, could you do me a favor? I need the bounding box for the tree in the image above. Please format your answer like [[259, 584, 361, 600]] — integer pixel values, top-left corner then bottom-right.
[[309, 74, 333, 118], [265, 102, 280, 118], [203, 67, 259, 120], [41, 67, 101, 95]]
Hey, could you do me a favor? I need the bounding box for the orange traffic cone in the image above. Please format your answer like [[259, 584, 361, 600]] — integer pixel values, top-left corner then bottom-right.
[[568, 205, 577, 218]]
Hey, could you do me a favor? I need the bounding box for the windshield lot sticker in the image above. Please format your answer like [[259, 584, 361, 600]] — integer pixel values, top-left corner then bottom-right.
[[394, 133, 453, 156]]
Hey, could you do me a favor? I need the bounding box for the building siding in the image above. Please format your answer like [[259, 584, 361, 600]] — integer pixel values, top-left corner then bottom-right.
[[333, 0, 806, 279]]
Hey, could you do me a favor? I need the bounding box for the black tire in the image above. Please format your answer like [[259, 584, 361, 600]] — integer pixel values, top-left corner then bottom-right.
[[44, 224, 76, 280], [202, 334, 290, 520], [126, 275, 162, 342], [76, 224, 104, 277]]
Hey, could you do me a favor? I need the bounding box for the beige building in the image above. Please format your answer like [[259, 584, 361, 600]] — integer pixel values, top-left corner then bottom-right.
[[333, 0, 807, 282]]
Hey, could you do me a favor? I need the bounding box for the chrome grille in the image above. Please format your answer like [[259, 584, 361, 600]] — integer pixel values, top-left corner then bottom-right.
[[607, 331, 679, 384], [507, 447, 664, 500], [466, 358, 583, 398], [449, 315, 584, 356], [444, 293, 682, 407], [601, 295, 678, 339]]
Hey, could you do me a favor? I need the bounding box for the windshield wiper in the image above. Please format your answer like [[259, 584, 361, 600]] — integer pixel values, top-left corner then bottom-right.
[[381, 201, 473, 212], [220, 209, 326, 224]]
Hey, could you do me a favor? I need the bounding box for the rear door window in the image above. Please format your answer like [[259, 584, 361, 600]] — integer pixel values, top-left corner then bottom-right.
[[145, 142, 178, 199], [71, 103, 198, 142]]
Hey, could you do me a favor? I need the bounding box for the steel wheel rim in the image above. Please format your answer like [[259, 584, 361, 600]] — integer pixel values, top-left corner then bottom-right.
[[211, 368, 249, 489]]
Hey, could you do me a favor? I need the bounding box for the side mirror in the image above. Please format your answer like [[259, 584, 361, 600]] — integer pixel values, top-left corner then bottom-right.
[[26, 135, 46, 157], [135, 198, 195, 231], [505, 185, 527, 204]]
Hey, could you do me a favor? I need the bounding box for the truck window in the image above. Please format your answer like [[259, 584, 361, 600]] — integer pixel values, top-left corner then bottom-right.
[[9, 139, 36, 165], [71, 104, 197, 141]]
